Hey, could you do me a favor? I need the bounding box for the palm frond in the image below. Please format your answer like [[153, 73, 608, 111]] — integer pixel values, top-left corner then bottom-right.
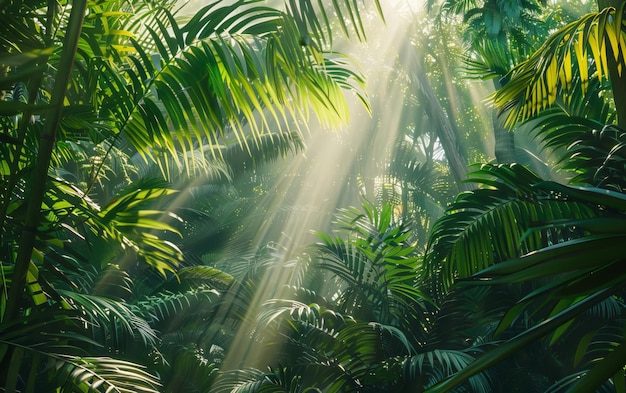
[[314, 219, 429, 324], [535, 121, 626, 191], [86, 2, 371, 176], [284, 0, 384, 47], [460, 38, 514, 80], [211, 368, 279, 393], [255, 300, 380, 385], [403, 349, 492, 392], [45, 176, 184, 276], [210, 131, 306, 176], [53, 355, 161, 393], [546, 370, 616, 393], [161, 345, 219, 392], [53, 139, 138, 202], [425, 286, 512, 349], [135, 286, 221, 325], [427, 181, 626, 392], [0, 304, 160, 393], [310, 199, 435, 351], [424, 287, 619, 393], [175, 265, 235, 291], [493, 5, 626, 127], [58, 289, 159, 350], [422, 163, 598, 298], [254, 299, 412, 391], [256, 299, 354, 334]]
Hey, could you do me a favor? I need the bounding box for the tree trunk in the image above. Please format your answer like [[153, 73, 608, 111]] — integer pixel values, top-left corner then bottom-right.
[[597, 0, 626, 129], [412, 58, 470, 192], [4, 0, 87, 321], [492, 78, 517, 163]]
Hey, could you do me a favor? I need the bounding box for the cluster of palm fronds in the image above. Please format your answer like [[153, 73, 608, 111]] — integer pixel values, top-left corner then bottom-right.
[[229, 2, 626, 392], [3, 0, 626, 391], [0, 0, 381, 391]]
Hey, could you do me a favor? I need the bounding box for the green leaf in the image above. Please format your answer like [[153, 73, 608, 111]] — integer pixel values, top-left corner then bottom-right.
[[425, 287, 620, 393]]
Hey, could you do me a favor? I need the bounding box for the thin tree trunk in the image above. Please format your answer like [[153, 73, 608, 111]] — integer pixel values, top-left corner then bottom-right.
[[0, 67, 46, 238], [609, 62, 626, 129], [597, 0, 626, 129], [4, 0, 87, 321], [492, 78, 517, 163], [412, 57, 470, 191]]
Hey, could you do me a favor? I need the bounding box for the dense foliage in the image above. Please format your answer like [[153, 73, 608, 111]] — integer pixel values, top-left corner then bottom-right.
[[2, 0, 626, 392]]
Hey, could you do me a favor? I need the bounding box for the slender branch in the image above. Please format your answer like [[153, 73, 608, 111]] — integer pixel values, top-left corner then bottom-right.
[[4, 0, 87, 321], [0, 65, 47, 238]]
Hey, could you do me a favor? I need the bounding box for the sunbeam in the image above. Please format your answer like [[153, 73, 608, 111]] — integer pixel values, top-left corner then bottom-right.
[[208, 0, 496, 372], [5, 0, 621, 391]]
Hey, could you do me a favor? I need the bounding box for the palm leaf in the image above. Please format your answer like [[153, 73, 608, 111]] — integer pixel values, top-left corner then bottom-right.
[[53, 355, 161, 393], [255, 299, 410, 391], [256, 299, 354, 334], [428, 181, 626, 391], [210, 131, 306, 176], [134, 286, 221, 325], [87, 1, 373, 176], [175, 265, 235, 290], [0, 303, 160, 393], [460, 38, 514, 80], [493, 4, 626, 127], [284, 0, 384, 47], [424, 286, 621, 393], [47, 176, 184, 276], [403, 349, 492, 392], [424, 286, 511, 349], [546, 371, 616, 393], [211, 368, 289, 393], [422, 163, 598, 298], [310, 199, 435, 351], [535, 122, 626, 191], [58, 289, 159, 350], [159, 345, 219, 392]]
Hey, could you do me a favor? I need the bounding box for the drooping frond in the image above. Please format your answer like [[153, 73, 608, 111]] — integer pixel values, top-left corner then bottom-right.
[[210, 367, 287, 393], [0, 304, 160, 393], [256, 299, 354, 336], [493, 4, 626, 127], [58, 289, 159, 349], [210, 131, 306, 176], [426, 182, 626, 392], [134, 286, 221, 325], [460, 39, 514, 80], [85, 2, 372, 177], [175, 265, 235, 290], [46, 176, 184, 276], [532, 113, 626, 190], [254, 298, 416, 391], [424, 287, 624, 393], [53, 355, 161, 393], [422, 163, 598, 298], [402, 349, 492, 392], [284, 0, 384, 47]]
